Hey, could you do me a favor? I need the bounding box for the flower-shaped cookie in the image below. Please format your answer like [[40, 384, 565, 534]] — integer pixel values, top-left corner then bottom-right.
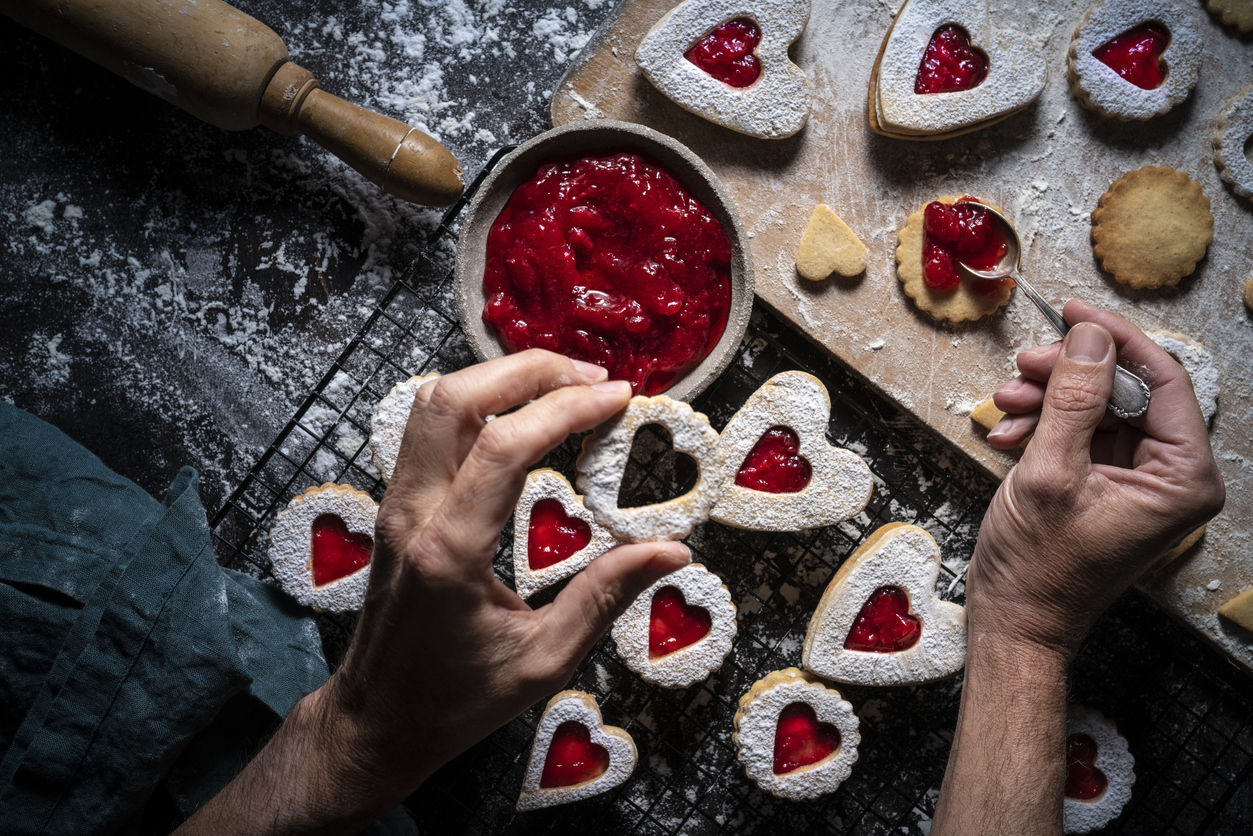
[[370, 372, 441, 482], [711, 371, 872, 531], [635, 0, 811, 139], [1064, 704, 1135, 833], [517, 691, 637, 811], [1214, 86, 1253, 203], [733, 667, 860, 800], [803, 523, 966, 685], [268, 483, 377, 613], [512, 469, 618, 600], [611, 563, 736, 688]]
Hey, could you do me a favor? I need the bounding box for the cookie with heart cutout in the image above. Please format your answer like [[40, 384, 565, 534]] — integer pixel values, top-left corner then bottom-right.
[[732, 667, 860, 800], [1214, 86, 1253, 203], [1064, 703, 1135, 834], [610, 562, 736, 688], [803, 523, 966, 686], [512, 468, 618, 600], [268, 483, 377, 613], [517, 691, 637, 811], [635, 0, 811, 139], [796, 204, 868, 280], [711, 371, 873, 532], [370, 372, 441, 483], [1148, 330, 1219, 425], [870, 0, 1046, 140], [1067, 0, 1202, 122], [577, 395, 726, 543]]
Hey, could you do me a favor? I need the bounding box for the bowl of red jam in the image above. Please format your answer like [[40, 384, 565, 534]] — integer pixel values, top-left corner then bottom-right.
[[454, 120, 754, 402]]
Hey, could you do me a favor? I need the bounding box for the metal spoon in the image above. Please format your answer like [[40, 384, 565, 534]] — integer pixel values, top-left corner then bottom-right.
[[955, 205, 1150, 420]]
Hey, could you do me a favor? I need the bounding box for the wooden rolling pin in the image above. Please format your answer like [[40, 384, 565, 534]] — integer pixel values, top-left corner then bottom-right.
[[1, 0, 464, 207]]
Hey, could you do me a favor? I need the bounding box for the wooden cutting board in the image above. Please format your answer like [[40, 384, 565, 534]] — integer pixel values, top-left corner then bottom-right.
[[552, 0, 1253, 674]]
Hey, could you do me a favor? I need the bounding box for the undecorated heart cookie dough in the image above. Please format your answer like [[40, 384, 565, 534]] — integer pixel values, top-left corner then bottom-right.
[[796, 204, 867, 280]]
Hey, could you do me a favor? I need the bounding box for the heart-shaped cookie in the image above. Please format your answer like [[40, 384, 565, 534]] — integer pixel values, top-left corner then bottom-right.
[[796, 204, 868, 280], [370, 372, 441, 483], [611, 563, 736, 688], [803, 523, 966, 685], [1063, 704, 1135, 834], [732, 667, 860, 800], [1214, 86, 1253, 203], [517, 691, 637, 811], [871, 0, 1046, 139], [268, 483, 377, 613], [512, 469, 618, 600], [635, 0, 812, 139], [1067, 0, 1201, 122], [711, 372, 873, 532], [577, 395, 726, 543]]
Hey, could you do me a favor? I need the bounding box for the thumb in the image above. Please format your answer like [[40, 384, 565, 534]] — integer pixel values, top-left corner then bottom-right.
[[538, 541, 691, 665], [1025, 322, 1115, 473]]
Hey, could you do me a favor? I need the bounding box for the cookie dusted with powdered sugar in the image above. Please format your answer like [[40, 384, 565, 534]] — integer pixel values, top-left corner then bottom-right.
[[268, 483, 377, 613], [1064, 704, 1135, 833], [803, 523, 966, 686], [516, 691, 636, 811], [711, 371, 872, 531], [577, 395, 726, 543], [512, 469, 617, 600], [733, 667, 860, 800], [1214, 86, 1253, 203], [370, 372, 441, 483], [1148, 330, 1219, 425]]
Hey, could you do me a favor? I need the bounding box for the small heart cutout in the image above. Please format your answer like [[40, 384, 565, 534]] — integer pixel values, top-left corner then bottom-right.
[[649, 585, 713, 658], [915, 24, 988, 94], [541, 721, 611, 788], [310, 513, 373, 587], [796, 204, 868, 281], [735, 425, 813, 494], [1094, 23, 1169, 90], [773, 702, 841, 775], [529, 498, 593, 570], [844, 586, 922, 653], [685, 18, 761, 88], [619, 423, 699, 509], [1065, 733, 1109, 800]]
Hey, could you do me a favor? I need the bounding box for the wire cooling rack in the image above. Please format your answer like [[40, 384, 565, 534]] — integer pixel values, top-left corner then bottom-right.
[[209, 147, 1253, 835]]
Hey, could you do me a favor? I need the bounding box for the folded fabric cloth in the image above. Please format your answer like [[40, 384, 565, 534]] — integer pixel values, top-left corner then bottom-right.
[[0, 402, 414, 835]]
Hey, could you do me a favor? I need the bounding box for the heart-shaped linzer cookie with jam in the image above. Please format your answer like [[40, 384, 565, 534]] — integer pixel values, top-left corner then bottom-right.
[[711, 371, 873, 532], [1064, 704, 1135, 833], [517, 691, 637, 811], [803, 523, 966, 686], [268, 483, 377, 613], [611, 563, 736, 688], [871, 0, 1046, 139], [635, 0, 811, 139], [512, 469, 618, 600]]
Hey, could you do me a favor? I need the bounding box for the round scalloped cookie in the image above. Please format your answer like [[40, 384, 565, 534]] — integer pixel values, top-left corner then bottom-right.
[[268, 483, 377, 613], [896, 196, 1014, 323], [1064, 703, 1135, 833], [1207, 0, 1253, 33], [1213, 86, 1253, 203], [1067, 0, 1202, 122], [1091, 167, 1212, 289], [1245, 277, 1253, 311]]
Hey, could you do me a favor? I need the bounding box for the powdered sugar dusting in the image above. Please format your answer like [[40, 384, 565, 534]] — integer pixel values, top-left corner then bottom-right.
[[517, 691, 636, 811], [268, 483, 376, 613], [1064, 703, 1135, 834], [512, 468, 618, 600], [1148, 330, 1220, 424], [1213, 86, 1253, 201], [370, 372, 441, 482]]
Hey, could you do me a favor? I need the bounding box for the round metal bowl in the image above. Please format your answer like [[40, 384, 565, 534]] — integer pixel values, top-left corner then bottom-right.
[[453, 120, 754, 403]]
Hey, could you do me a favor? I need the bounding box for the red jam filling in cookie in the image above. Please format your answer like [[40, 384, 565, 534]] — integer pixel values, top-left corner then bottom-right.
[[1065, 733, 1109, 800], [649, 585, 712, 658], [540, 721, 610, 788], [483, 152, 733, 396], [914, 25, 989, 95], [685, 18, 762, 88], [844, 586, 922, 653], [1094, 23, 1169, 90], [921, 197, 1009, 291], [310, 514, 373, 587], [734, 425, 813, 494], [528, 498, 593, 571], [773, 702, 841, 775]]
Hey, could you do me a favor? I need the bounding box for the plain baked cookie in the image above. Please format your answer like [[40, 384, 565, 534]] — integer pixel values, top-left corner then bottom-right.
[[732, 667, 860, 800], [1067, 0, 1202, 122], [268, 483, 377, 613], [1207, 0, 1253, 33], [1213, 86, 1253, 203], [796, 204, 867, 279], [1063, 704, 1135, 834], [1244, 276, 1253, 311], [896, 195, 1015, 322], [516, 691, 636, 811], [1091, 167, 1213, 289]]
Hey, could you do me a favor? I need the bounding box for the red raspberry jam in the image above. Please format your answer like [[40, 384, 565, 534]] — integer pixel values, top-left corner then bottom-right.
[[1094, 23, 1169, 90], [773, 702, 841, 775], [540, 721, 610, 788], [482, 152, 733, 396], [528, 498, 593, 571], [1065, 733, 1109, 800], [844, 586, 922, 653], [921, 197, 1009, 292], [310, 514, 373, 587], [915, 25, 989, 95], [685, 18, 762, 88], [735, 426, 812, 494], [649, 585, 712, 658]]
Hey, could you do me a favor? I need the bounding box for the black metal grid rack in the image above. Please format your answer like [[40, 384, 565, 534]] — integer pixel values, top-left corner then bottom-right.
[[209, 147, 1253, 835]]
